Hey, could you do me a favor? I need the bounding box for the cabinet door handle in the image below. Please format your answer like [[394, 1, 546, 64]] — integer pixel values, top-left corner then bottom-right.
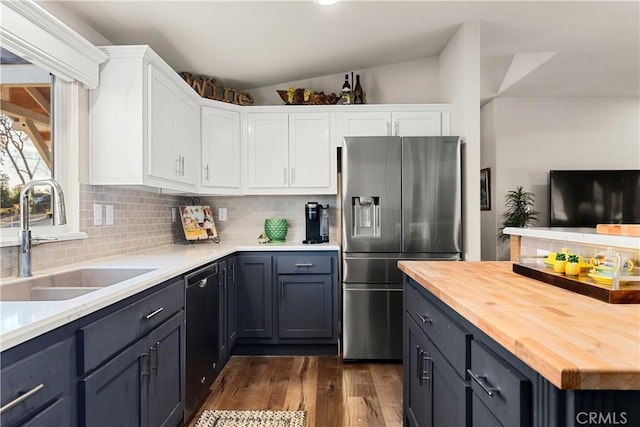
[[467, 369, 499, 397], [421, 352, 432, 383], [416, 346, 422, 383], [395, 120, 399, 136], [0, 384, 44, 414], [387, 121, 391, 136], [145, 307, 164, 319], [205, 164, 209, 182], [294, 263, 314, 267], [417, 313, 432, 323], [141, 352, 150, 379], [280, 280, 285, 301], [151, 341, 160, 377]]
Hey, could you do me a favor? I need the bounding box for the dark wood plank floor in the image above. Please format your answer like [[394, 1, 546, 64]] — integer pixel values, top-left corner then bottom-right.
[[188, 356, 403, 427]]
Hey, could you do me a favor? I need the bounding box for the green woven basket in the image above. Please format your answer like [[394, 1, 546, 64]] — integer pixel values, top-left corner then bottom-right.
[[264, 218, 288, 242]]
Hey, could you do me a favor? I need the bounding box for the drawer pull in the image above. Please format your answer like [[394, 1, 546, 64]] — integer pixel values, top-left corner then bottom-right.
[[294, 263, 314, 267], [417, 313, 433, 323], [0, 383, 44, 414], [467, 369, 499, 397], [145, 307, 164, 319]]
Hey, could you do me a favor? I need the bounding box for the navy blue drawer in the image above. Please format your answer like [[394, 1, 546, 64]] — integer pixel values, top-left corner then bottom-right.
[[78, 278, 184, 374], [406, 280, 471, 380], [469, 340, 530, 427], [277, 255, 332, 275], [0, 339, 71, 427]]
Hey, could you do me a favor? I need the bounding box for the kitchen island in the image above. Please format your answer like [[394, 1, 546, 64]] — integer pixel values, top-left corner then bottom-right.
[[399, 260, 640, 427]]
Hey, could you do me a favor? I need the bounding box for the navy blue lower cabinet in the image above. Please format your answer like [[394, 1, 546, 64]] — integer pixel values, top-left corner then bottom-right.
[[80, 312, 184, 427], [277, 274, 333, 339], [218, 259, 230, 365], [237, 255, 273, 339], [147, 313, 184, 427], [80, 338, 149, 427], [404, 315, 433, 427], [235, 251, 338, 354], [226, 256, 238, 349], [215, 255, 239, 375], [1, 338, 75, 427]]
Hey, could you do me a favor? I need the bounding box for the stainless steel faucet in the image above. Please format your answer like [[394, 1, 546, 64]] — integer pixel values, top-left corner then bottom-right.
[[19, 178, 67, 277]]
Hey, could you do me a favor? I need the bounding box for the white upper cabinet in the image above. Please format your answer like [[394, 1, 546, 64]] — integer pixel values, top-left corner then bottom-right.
[[246, 113, 289, 190], [393, 111, 443, 136], [336, 108, 449, 146], [245, 111, 336, 195], [90, 45, 199, 192], [200, 105, 241, 194], [289, 112, 334, 190]]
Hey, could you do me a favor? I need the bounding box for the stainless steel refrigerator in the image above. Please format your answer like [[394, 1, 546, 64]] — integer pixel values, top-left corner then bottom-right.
[[341, 136, 462, 360]]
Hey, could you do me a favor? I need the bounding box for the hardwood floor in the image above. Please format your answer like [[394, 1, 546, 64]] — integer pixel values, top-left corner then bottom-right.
[[188, 356, 403, 427]]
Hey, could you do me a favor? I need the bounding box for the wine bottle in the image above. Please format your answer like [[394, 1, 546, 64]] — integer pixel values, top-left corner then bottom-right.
[[340, 74, 352, 105], [354, 74, 364, 104]]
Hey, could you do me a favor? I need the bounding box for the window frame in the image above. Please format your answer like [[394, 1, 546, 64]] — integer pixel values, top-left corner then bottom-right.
[[0, 0, 107, 246], [0, 77, 85, 246]]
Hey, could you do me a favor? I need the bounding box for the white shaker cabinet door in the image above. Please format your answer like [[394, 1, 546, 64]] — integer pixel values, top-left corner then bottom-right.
[[393, 111, 442, 136], [288, 112, 333, 190], [174, 92, 198, 186], [148, 65, 178, 182], [200, 106, 241, 193], [336, 111, 391, 146], [246, 113, 289, 189]]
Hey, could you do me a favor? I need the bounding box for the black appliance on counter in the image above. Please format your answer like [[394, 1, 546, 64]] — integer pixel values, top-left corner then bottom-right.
[[303, 202, 329, 244], [184, 263, 219, 421]]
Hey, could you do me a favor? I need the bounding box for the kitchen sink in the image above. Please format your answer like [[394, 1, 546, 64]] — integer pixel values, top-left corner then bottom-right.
[[0, 267, 157, 301]]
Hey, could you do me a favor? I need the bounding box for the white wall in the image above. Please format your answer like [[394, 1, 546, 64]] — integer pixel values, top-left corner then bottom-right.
[[480, 100, 498, 260], [248, 57, 440, 105], [481, 96, 640, 260], [439, 22, 482, 261]]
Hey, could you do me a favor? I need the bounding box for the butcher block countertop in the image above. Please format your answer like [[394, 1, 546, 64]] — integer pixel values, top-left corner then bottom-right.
[[398, 261, 640, 390]]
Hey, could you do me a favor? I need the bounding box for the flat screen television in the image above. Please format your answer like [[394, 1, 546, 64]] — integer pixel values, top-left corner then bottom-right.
[[549, 170, 640, 227]]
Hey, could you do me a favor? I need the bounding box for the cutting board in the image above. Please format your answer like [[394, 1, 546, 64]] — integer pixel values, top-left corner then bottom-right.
[[595, 224, 640, 237]]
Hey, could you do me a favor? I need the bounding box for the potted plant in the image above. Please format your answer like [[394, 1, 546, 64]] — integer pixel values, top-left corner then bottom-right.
[[498, 186, 539, 242]]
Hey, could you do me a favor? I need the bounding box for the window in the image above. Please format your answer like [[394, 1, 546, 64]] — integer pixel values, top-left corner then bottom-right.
[[1, 48, 54, 230], [0, 52, 83, 245], [0, 0, 107, 246]]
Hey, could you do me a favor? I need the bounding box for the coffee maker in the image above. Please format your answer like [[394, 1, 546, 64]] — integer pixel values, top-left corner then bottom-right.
[[303, 202, 329, 244]]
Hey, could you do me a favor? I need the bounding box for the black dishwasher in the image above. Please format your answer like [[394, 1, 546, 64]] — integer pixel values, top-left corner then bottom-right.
[[184, 262, 219, 421]]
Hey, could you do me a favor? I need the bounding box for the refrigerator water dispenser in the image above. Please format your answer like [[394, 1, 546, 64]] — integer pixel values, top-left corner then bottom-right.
[[352, 196, 380, 237]]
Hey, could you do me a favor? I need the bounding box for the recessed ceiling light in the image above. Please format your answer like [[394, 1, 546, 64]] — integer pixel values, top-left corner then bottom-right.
[[316, 0, 340, 5]]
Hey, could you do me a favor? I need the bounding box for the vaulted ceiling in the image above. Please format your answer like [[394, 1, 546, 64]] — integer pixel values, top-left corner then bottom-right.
[[39, 1, 640, 100]]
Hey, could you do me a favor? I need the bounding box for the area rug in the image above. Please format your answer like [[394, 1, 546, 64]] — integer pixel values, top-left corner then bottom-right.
[[194, 410, 306, 427]]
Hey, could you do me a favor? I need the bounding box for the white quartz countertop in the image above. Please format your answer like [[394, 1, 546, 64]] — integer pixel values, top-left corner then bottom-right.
[[503, 227, 640, 250], [0, 241, 339, 351]]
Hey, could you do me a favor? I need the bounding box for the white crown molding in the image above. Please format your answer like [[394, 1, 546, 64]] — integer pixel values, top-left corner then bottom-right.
[[0, 0, 107, 88]]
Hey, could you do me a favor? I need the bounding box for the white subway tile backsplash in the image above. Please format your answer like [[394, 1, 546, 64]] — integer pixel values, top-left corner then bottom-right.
[[1, 186, 341, 278]]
